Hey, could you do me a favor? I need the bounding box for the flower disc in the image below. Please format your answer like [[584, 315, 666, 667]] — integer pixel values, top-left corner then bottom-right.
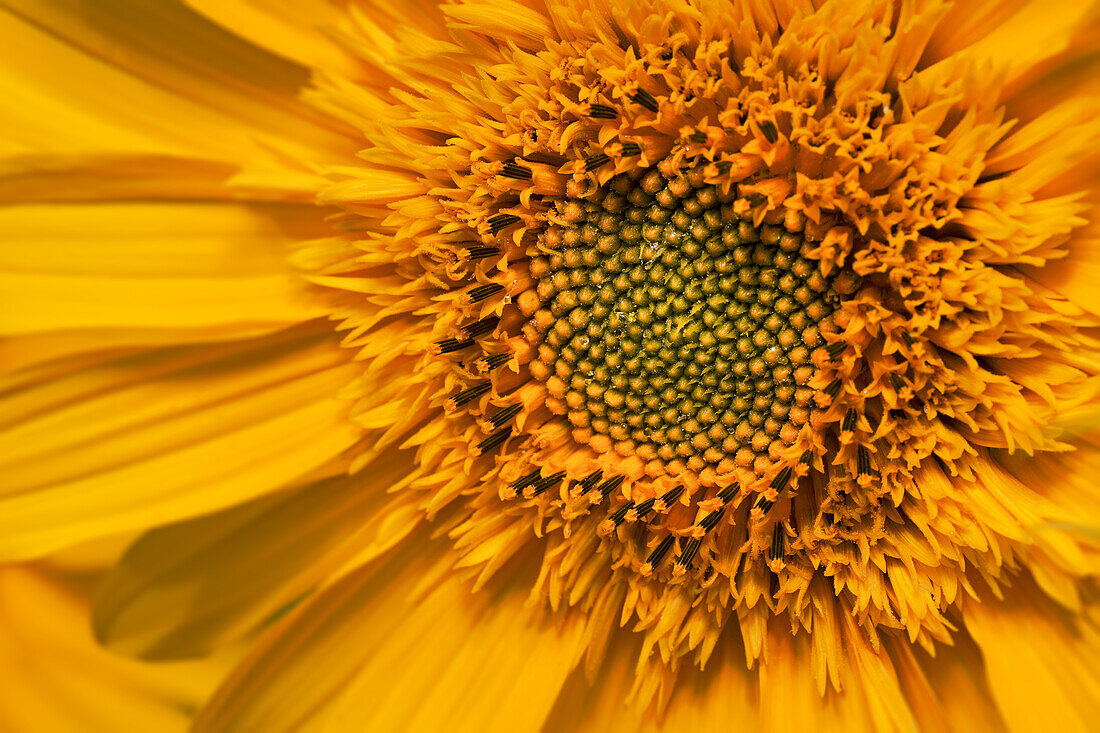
[[529, 166, 853, 478], [297, 0, 1100, 710]]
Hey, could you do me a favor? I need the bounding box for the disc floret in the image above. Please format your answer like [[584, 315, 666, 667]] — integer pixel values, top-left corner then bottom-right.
[[528, 166, 847, 484]]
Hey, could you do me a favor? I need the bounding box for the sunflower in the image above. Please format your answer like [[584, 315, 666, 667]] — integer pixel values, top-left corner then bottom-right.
[[3, 0, 1100, 729]]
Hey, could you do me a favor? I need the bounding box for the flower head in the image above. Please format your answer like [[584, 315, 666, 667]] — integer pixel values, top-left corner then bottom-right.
[[294, 0, 1100, 710], [3, 0, 1100, 729]]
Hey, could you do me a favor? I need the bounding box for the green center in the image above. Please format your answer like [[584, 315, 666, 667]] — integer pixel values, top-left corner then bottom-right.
[[529, 168, 841, 472]]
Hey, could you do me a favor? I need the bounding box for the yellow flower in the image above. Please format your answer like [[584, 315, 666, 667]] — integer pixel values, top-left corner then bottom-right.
[[3, 0, 1100, 730]]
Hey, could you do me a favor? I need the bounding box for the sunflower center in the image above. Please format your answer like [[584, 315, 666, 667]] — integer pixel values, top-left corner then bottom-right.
[[528, 166, 844, 475]]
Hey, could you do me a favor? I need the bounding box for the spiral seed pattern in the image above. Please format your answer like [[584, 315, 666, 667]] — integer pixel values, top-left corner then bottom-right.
[[528, 167, 852, 474]]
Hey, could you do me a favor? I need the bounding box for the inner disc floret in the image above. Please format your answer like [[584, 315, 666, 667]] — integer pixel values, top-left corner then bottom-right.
[[527, 166, 845, 479]]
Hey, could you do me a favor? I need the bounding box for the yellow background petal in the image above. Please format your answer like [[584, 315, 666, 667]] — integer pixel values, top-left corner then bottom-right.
[[0, 325, 361, 559], [0, 564, 233, 732], [196, 535, 586, 731], [94, 451, 421, 659]]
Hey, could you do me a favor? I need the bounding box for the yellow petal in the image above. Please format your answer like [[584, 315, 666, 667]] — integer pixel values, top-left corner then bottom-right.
[[0, 271, 325, 335], [756, 625, 886, 733], [184, 0, 363, 78], [94, 452, 421, 659], [0, 4, 352, 169], [0, 325, 361, 560], [889, 634, 1008, 732], [656, 628, 762, 731], [1023, 214, 1100, 317], [0, 201, 330, 337], [196, 536, 585, 731], [541, 630, 644, 732], [923, 0, 1032, 65], [964, 581, 1100, 733], [0, 564, 231, 732], [0, 153, 238, 203], [925, 0, 1095, 88], [442, 0, 554, 50], [957, 0, 1096, 87]]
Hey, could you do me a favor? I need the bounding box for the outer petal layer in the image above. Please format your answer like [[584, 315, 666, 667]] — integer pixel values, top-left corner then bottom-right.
[[93, 450, 423, 659], [0, 324, 361, 560], [194, 533, 587, 732], [0, 564, 231, 732]]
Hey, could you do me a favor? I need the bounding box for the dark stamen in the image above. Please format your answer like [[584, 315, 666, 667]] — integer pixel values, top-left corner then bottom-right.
[[510, 469, 542, 495], [500, 161, 532, 180], [759, 120, 779, 143], [842, 408, 857, 432], [448, 380, 492, 409], [857, 445, 872, 475], [475, 426, 512, 455], [466, 283, 504, 303], [768, 524, 785, 561], [769, 465, 792, 491], [699, 507, 726, 531], [475, 353, 511, 372], [488, 214, 521, 234], [644, 535, 675, 568], [585, 153, 610, 171], [596, 475, 625, 497], [528, 470, 567, 497], [608, 501, 636, 527], [658, 485, 684, 507], [488, 403, 522, 428], [677, 537, 701, 568], [433, 338, 474, 354], [620, 142, 641, 156], [588, 104, 618, 119], [464, 315, 500, 338], [632, 88, 659, 112], [579, 470, 604, 490], [461, 246, 501, 261]]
